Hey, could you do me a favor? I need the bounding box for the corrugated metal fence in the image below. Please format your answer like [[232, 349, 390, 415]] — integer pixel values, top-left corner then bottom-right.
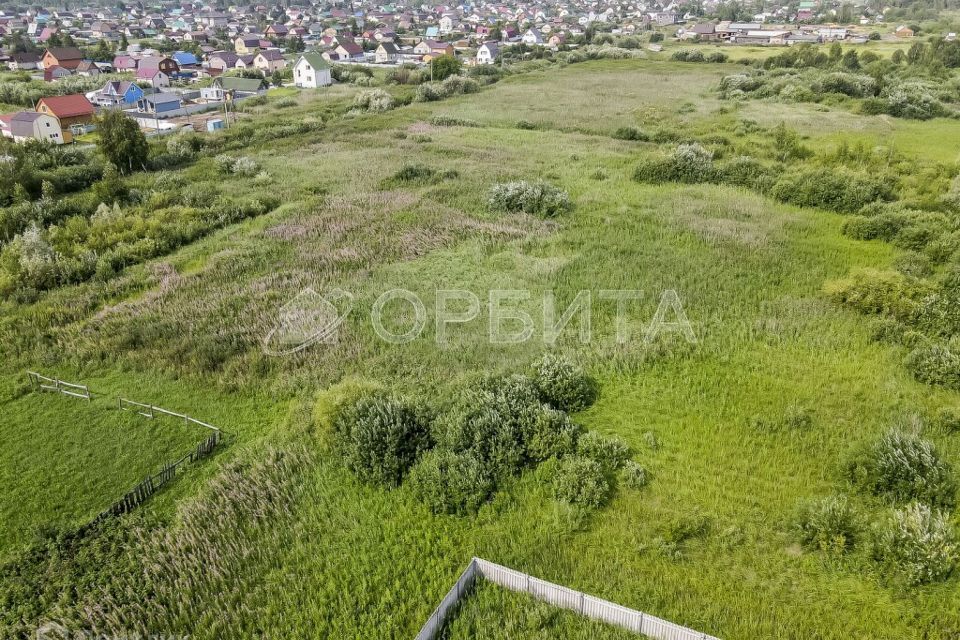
[[416, 557, 719, 640]]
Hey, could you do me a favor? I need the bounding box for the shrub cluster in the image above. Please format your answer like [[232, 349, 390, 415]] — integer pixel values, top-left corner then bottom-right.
[[846, 428, 955, 509], [387, 164, 459, 186], [633, 143, 716, 185], [794, 495, 859, 554], [872, 502, 958, 585], [331, 356, 626, 515], [351, 88, 395, 113], [487, 181, 573, 218], [332, 393, 432, 488], [414, 75, 480, 102]]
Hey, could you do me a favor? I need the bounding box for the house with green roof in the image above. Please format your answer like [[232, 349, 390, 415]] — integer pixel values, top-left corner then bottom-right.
[[293, 53, 332, 88]]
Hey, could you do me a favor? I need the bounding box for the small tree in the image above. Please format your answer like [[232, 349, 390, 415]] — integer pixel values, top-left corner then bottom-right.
[[431, 54, 462, 81], [97, 110, 149, 174]]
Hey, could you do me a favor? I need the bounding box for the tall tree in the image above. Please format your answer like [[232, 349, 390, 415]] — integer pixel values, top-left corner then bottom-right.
[[97, 110, 149, 174]]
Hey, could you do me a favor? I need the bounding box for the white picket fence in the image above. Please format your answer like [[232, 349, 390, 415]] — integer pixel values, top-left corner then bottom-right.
[[415, 557, 719, 640]]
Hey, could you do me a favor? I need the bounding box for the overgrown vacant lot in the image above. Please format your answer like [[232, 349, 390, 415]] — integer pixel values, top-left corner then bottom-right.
[[2, 58, 960, 639]]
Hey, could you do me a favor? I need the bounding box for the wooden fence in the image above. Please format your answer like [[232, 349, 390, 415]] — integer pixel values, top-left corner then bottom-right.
[[93, 430, 221, 523], [27, 371, 91, 400], [26, 370, 225, 524], [415, 557, 719, 640]]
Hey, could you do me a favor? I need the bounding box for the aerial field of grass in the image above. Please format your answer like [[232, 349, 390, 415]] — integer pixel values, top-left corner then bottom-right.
[[2, 56, 960, 639]]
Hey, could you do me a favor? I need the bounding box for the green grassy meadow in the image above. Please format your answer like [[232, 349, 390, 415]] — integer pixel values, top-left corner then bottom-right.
[[2, 57, 960, 639]]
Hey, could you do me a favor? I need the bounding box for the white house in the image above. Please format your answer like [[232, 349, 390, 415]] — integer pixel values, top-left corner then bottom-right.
[[476, 41, 500, 65], [521, 28, 543, 44], [2, 111, 64, 144], [375, 42, 399, 63], [293, 53, 332, 88]]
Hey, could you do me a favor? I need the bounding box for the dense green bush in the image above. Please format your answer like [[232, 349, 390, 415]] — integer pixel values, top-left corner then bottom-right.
[[576, 431, 630, 472], [847, 429, 955, 508], [551, 456, 611, 509], [906, 343, 960, 389], [612, 126, 649, 141], [620, 460, 649, 490], [388, 164, 459, 185], [794, 495, 859, 553], [633, 143, 717, 185], [487, 181, 573, 218], [718, 156, 775, 191], [872, 502, 958, 585], [407, 448, 494, 515], [352, 88, 395, 113], [440, 374, 543, 478], [333, 393, 433, 488], [531, 354, 597, 412], [825, 268, 933, 321], [770, 166, 893, 213], [526, 407, 581, 461]]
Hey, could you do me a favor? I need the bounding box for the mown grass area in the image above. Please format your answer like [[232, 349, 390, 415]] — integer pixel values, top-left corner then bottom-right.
[[440, 580, 639, 639], [1, 57, 960, 639]]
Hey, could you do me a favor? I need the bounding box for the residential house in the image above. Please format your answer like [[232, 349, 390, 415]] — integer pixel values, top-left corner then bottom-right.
[[521, 28, 543, 45], [43, 65, 72, 81], [235, 35, 261, 54], [3, 111, 63, 144], [76, 60, 101, 77], [113, 55, 137, 71], [137, 67, 170, 87], [475, 41, 499, 65], [293, 53, 332, 88], [330, 40, 364, 61], [413, 40, 454, 57], [35, 94, 95, 143], [266, 24, 289, 38], [92, 80, 143, 106], [207, 52, 239, 72], [172, 51, 200, 68], [137, 92, 183, 115], [200, 75, 266, 100], [894, 25, 914, 37], [375, 41, 399, 63], [234, 54, 256, 69], [254, 49, 286, 73], [137, 56, 179, 76], [9, 52, 41, 71], [41, 46, 84, 70]]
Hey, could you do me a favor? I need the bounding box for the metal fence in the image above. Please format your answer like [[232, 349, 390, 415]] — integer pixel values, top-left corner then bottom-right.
[[415, 557, 719, 640], [27, 371, 91, 400]]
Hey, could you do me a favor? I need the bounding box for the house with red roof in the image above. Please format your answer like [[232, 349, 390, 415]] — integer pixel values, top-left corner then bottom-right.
[[35, 94, 96, 143]]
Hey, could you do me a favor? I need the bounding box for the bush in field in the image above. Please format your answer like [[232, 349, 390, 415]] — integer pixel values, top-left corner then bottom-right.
[[847, 429, 955, 508], [352, 88, 394, 112], [794, 495, 859, 553], [531, 354, 597, 412], [613, 126, 649, 141], [527, 407, 581, 461], [633, 143, 716, 185], [440, 374, 544, 478], [718, 156, 775, 191], [430, 115, 481, 127], [872, 502, 958, 585], [906, 343, 960, 390], [620, 460, 649, 490], [551, 456, 611, 508], [770, 166, 893, 213], [407, 448, 494, 515], [395, 164, 452, 182], [825, 268, 933, 321], [333, 393, 433, 488], [487, 181, 572, 218], [576, 431, 631, 472], [883, 83, 949, 120]]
